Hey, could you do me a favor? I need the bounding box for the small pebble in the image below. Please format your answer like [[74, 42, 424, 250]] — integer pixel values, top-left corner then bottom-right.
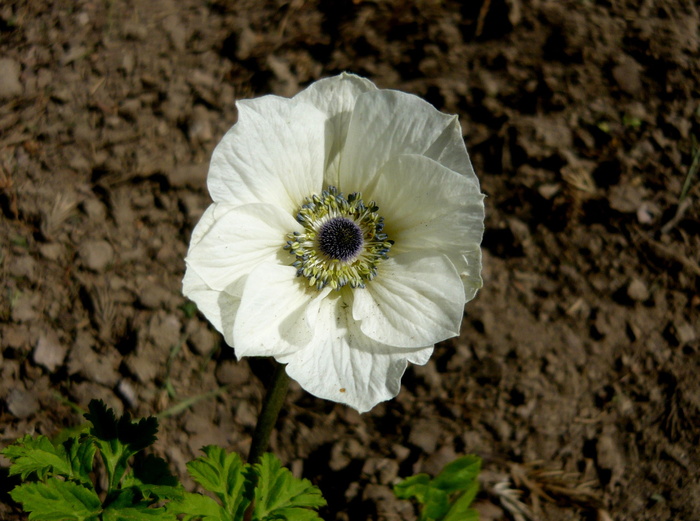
[[80, 240, 114, 272], [0, 58, 23, 99], [33, 329, 68, 373], [627, 278, 649, 302], [675, 323, 696, 345], [117, 379, 139, 409], [6, 388, 39, 419]]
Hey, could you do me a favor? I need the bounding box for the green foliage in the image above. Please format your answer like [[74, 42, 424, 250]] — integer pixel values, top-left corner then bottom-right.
[[3, 400, 326, 521], [394, 455, 481, 521], [84, 400, 160, 491], [168, 449, 326, 521], [3, 400, 178, 521], [10, 479, 101, 521], [252, 453, 326, 520]]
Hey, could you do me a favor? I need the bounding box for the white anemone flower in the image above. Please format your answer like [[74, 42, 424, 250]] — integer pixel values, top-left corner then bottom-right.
[[183, 73, 485, 413]]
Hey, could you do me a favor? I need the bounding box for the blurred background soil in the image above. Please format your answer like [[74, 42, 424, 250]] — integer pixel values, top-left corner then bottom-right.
[[1, 0, 699, 519]]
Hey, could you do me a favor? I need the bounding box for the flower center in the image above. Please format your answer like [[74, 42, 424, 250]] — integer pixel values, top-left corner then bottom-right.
[[317, 217, 364, 261], [284, 186, 393, 291]]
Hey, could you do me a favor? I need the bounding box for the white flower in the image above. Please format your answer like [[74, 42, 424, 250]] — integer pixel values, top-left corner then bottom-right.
[[183, 73, 485, 413]]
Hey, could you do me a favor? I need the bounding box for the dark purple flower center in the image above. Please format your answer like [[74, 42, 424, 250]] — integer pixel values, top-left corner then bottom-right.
[[317, 217, 364, 262]]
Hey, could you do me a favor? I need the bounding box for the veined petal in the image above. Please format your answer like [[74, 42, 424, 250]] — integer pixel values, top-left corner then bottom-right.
[[182, 267, 242, 348], [353, 252, 464, 348], [294, 73, 377, 187], [461, 248, 483, 303], [185, 203, 301, 292], [372, 154, 483, 233], [233, 264, 330, 358], [339, 90, 464, 193], [370, 154, 485, 302], [187, 203, 218, 249], [423, 115, 480, 181], [207, 95, 327, 213], [278, 291, 433, 413]]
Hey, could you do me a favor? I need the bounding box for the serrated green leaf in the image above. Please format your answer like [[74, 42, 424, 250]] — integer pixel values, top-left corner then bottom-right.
[[127, 453, 180, 492], [9, 478, 101, 521], [3, 435, 72, 481], [84, 400, 159, 491], [252, 453, 326, 521], [166, 492, 227, 521], [84, 400, 119, 441], [186, 445, 252, 519], [431, 456, 481, 494], [100, 487, 176, 521], [117, 415, 158, 455], [102, 503, 175, 521], [65, 436, 97, 487]]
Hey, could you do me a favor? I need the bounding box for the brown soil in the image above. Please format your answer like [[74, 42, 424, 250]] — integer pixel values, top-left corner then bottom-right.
[[1, 1, 699, 520]]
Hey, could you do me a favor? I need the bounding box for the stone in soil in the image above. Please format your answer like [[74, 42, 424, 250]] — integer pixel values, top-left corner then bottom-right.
[[33, 328, 68, 373], [79, 240, 115, 272], [6, 388, 40, 419], [0, 58, 23, 99]]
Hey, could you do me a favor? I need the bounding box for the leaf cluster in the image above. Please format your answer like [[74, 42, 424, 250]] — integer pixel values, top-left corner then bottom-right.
[[2, 400, 325, 521], [169, 447, 325, 521], [393, 455, 481, 521]]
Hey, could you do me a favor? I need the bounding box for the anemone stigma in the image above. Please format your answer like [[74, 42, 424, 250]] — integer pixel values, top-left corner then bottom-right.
[[284, 186, 393, 290]]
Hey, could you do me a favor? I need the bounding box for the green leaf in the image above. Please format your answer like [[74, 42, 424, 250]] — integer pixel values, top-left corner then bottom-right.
[[101, 488, 176, 521], [393, 474, 431, 501], [84, 400, 159, 491], [186, 445, 253, 518], [442, 480, 479, 521], [166, 492, 227, 521], [9, 478, 101, 521], [393, 455, 482, 521], [393, 473, 451, 519], [102, 504, 175, 521], [65, 436, 97, 487], [252, 453, 326, 521], [122, 453, 181, 500], [443, 507, 479, 521], [431, 456, 481, 494], [3, 435, 72, 481], [422, 488, 450, 521]]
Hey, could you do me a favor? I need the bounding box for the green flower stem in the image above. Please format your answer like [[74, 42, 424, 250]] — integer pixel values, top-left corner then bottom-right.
[[247, 360, 290, 465]]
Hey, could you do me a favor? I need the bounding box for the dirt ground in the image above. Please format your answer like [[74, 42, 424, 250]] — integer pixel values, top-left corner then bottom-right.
[[1, 0, 699, 520]]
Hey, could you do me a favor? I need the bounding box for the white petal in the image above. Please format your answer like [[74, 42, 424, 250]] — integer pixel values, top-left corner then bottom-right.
[[352, 252, 465, 348], [182, 266, 242, 348], [233, 264, 330, 358], [461, 248, 483, 303], [278, 291, 433, 413], [207, 95, 327, 213], [372, 154, 482, 231], [185, 203, 301, 292], [183, 203, 245, 346], [339, 90, 465, 193], [370, 154, 484, 302], [294, 73, 377, 187], [423, 114, 480, 181], [188, 203, 218, 249]]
